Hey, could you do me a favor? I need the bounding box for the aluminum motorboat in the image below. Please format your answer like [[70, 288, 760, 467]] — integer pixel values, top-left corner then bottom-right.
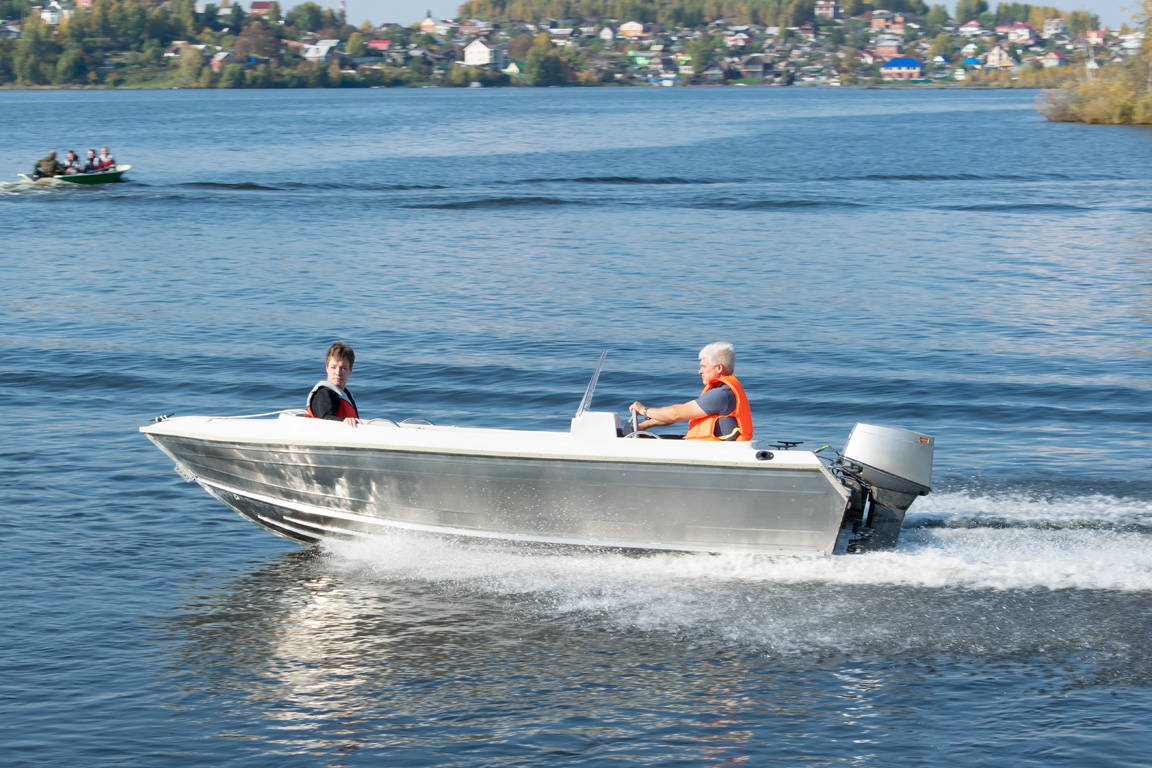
[[141, 357, 934, 556]]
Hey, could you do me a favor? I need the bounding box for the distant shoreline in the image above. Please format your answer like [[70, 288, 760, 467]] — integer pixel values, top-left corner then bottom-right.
[[0, 83, 1045, 91]]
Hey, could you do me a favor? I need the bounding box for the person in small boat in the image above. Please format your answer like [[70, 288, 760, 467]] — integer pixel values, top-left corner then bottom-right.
[[306, 341, 363, 427], [83, 149, 105, 173], [31, 151, 65, 179], [628, 341, 753, 441], [62, 150, 85, 175], [99, 147, 116, 168]]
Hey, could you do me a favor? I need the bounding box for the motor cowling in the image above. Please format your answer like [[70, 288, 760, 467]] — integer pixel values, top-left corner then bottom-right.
[[841, 423, 933, 550]]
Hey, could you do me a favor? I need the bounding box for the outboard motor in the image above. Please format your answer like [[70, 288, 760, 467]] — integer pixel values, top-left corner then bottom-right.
[[838, 423, 934, 551]]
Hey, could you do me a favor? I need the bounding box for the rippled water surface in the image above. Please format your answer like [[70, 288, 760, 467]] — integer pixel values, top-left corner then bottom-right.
[[2, 88, 1150, 766]]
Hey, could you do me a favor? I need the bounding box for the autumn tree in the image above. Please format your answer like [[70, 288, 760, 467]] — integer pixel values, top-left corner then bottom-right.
[[926, 4, 951, 26], [507, 33, 534, 60], [169, 0, 196, 38], [53, 45, 86, 84], [953, 0, 987, 23], [346, 31, 366, 56], [236, 20, 280, 59], [929, 32, 953, 58], [14, 15, 57, 84], [524, 32, 566, 85], [1040, 0, 1152, 123], [220, 61, 244, 87], [178, 44, 204, 82], [687, 31, 722, 71], [285, 2, 323, 32], [227, 3, 245, 33]]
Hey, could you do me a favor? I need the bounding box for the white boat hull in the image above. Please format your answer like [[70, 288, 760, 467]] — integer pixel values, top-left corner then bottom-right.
[[142, 412, 867, 556]]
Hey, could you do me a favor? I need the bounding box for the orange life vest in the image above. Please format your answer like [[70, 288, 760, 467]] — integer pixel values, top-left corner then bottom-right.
[[305, 381, 359, 420], [685, 374, 753, 441]]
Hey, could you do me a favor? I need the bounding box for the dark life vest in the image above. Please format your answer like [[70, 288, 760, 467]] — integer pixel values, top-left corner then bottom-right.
[[305, 381, 359, 420]]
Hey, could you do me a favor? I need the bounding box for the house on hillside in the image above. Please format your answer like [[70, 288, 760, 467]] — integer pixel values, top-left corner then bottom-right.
[[1041, 49, 1067, 67], [463, 38, 503, 68], [815, 1, 838, 19], [1004, 22, 1036, 44], [880, 56, 923, 79], [458, 19, 493, 36], [620, 20, 644, 38], [210, 50, 234, 72], [549, 28, 574, 44], [983, 45, 1017, 69], [869, 10, 905, 30], [738, 54, 768, 78], [303, 39, 340, 62], [958, 20, 985, 37], [39, 1, 72, 25], [875, 38, 902, 58], [693, 61, 728, 83], [1043, 18, 1067, 37]]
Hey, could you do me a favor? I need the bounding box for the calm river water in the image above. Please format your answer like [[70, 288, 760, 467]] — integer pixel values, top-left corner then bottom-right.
[[2, 87, 1150, 766]]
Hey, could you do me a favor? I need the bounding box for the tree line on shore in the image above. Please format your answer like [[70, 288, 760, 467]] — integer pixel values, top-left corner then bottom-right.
[[1040, 0, 1152, 123], [457, 0, 1098, 36], [0, 0, 1147, 118], [0, 0, 426, 87]]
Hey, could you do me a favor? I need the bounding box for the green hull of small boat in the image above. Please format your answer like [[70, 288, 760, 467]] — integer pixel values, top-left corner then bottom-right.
[[18, 164, 130, 185]]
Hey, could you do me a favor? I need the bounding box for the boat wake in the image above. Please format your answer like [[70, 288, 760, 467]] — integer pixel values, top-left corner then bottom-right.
[[325, 489, 1151, 594], [326, 487, 1146, 590], [513, 175, 716, 186], [319, 490, 1150, 662], [403, 196, 597, 210], [0, 179, 71, 195]]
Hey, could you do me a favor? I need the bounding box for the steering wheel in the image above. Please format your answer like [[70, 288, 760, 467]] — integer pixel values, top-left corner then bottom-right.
[[624, 409, 662, 439]]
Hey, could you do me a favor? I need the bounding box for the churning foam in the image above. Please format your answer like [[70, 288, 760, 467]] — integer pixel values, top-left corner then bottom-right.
[[317, 491, 1149, 656], [324, 491, 1152, 596], [910, 489, 1151, 530]]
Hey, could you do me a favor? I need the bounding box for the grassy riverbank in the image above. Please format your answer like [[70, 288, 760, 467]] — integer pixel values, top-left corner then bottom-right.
[[1041, 58, 1152, 123], [1039, 0, 1152, 123]]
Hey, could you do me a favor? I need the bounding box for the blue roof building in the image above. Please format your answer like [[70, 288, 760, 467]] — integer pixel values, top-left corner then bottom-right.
[[880, 57, 924, 79]]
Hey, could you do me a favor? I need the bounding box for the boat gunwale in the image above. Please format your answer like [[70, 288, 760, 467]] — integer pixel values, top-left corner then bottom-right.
[[142, 415, 839, 475]]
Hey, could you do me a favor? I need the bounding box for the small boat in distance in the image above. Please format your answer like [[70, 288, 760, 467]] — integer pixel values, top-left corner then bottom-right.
[[141, 355, 935, 557], [18, 164, 131, 185]]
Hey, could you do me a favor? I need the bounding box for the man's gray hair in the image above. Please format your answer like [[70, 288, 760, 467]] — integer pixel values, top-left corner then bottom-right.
[[699, 342, 735, 375]]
